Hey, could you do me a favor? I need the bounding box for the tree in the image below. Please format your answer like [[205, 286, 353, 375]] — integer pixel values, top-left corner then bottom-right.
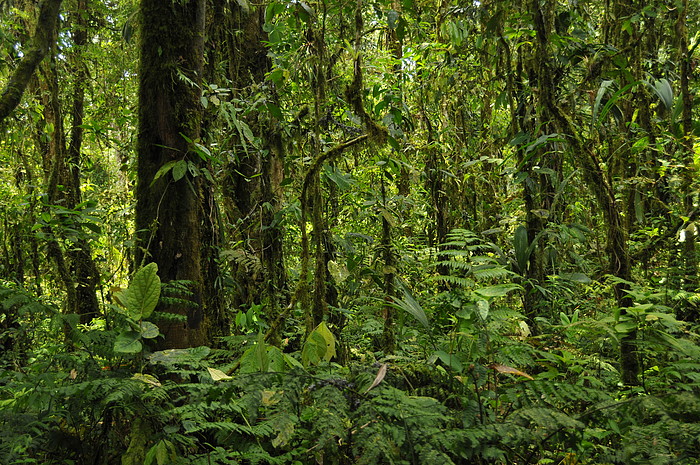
[[135, 0, 225, 348]]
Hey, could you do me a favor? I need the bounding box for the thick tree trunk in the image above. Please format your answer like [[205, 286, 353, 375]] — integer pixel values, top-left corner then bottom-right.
[[136, 0, 224, 348]]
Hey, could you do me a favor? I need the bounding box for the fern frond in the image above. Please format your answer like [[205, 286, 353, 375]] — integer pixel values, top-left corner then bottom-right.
[[427, 275, 475, 288]]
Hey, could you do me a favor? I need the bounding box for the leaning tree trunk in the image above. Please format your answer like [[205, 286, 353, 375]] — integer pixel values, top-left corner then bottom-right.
[[136, 0, 224, 348], [0, 0, 63, 124]]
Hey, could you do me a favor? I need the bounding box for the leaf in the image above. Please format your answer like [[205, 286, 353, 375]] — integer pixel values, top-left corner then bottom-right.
[[435, 350, 463, 372], [593, 79, 614, 123], [126, 263, 161, 320], [172, 160, 188, 181], [615, 321, 637, 334], [388, 282, 430, 329], [489, 363, 534, 380], [255, 332, 269, 372], [474, 283, 522, 298], [301, 331, 326, 367], [114, 331, 142, 353], [151, 160, 178, 186], [264, 1, 284, 23], [365, 363, 388, 393], [315, 322, 336, 362], [514, 225, 530, 273], [132, 373, 162, 387], [301, 323, 336, 367], [207, 367, 233, 381], [139, 321, 159, 339], [651, 78, 673, 110]]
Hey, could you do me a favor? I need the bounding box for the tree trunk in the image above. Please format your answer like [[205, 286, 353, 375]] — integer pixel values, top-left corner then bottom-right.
[[136, 0, 224, 348], [0, 0, 63, 124]]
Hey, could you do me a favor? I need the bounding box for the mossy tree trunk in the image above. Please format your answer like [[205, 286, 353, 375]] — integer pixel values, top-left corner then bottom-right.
[[136, 0, 224, 348], [34, 4, 100, 325], [0, 0, 63, 124]]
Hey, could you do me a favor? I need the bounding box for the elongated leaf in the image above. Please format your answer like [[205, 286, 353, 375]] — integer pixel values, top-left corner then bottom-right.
[[489, 363, 534, 380], [652, 78, 673, 110], [126, 263, 161, 320], [474, 283, 522, 298], [365, 363, 388, 393], [151, 160, 177, 186], [388, 282, 430, 329], [592, 79, 614, 124], [514, 225, 529, 274]]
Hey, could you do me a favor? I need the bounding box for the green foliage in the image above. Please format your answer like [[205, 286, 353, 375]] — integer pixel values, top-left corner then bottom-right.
[[112, 263, 162, 354]]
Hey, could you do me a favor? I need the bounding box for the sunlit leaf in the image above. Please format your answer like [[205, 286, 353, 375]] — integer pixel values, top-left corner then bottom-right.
[[207, 367, 233, 381]]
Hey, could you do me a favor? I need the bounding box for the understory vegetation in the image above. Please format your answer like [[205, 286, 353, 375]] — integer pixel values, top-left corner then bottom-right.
[[2, 0, 700, 464]]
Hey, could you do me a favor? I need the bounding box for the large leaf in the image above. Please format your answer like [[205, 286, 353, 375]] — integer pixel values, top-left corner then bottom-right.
[[301, 322, 336, 367], [650, 78, 674, 110], [114, 331, 143, 353], [301, 331, 326, 367], [474, 283, 522, 298], [514, 225, 530, 274], [315, 322, 336, 362], [139, 321, 160, 339], [126, 263, 161, 320]]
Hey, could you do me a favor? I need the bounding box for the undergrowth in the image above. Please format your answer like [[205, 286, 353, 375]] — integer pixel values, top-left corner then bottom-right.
[[2, 234, 700, 465]]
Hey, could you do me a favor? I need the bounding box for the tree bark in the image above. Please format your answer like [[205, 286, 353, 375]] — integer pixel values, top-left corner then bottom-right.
[[136, 0, 224, 348]]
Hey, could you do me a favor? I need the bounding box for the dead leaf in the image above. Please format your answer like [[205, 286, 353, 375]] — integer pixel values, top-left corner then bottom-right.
[[488, 363, 534, 380], [365, 363, 388, 393]]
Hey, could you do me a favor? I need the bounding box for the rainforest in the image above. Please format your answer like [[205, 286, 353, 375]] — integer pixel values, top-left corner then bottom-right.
[[1, 0, 700, 463]]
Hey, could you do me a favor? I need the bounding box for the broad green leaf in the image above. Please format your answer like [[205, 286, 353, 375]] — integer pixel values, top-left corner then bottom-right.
[[114, 331, 142, 353], [126, 263, 161, 320], [474, 283, 522, 298], [301, 331, 327, 367], [265, 1, 285, 24], [172, 160, 188, 181], [435, 350, 463, 372], [240, 346, 260, 373], [614, 321, 637, 334], [139, 321, 159, 339], [315, 322, 336, 362]]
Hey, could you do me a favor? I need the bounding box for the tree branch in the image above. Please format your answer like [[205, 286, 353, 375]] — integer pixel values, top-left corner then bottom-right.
[[0, 0, 63, 124]]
